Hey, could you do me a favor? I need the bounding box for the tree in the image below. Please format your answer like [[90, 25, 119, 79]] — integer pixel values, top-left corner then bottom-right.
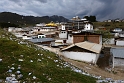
[[95, 30, 113, 44], [83, 15, 96, 22]]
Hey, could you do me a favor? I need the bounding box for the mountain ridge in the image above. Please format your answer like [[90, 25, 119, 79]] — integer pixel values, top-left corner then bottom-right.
[[0, 12, 68, 26]]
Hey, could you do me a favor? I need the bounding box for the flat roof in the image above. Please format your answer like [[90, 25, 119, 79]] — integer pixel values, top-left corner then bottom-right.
[[29, 38, 55, 43], [110, 48, 124, 58]]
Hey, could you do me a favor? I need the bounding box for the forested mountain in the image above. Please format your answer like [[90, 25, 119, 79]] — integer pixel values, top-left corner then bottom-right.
[[0, 12, 68, 27]]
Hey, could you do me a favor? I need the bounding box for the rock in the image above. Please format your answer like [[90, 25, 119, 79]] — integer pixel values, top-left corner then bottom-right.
[[18, 59, 24, 62], [0, 59, 2, 62], [28, 72, 32, 75], [33, 76, 36, 79], [30, 60, 33, 62]]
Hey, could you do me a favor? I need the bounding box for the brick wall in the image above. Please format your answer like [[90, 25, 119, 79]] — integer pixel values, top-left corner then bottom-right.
[[73, 35, 100, 44]]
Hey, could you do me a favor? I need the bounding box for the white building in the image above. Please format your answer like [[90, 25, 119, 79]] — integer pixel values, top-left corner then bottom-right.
[[8, 27, 15, 32], [38, 33, 46, 38], [115, 39, 124, 46], [110, 48, 124, 68], [84, 23, 93, 31], [40, 26, 57, 32], [61, 41, 102, 64], [22, 34, 32, 40], [36, 23, 46, 27], [113, 28, 122, 32], [59, 25, 67, 39]]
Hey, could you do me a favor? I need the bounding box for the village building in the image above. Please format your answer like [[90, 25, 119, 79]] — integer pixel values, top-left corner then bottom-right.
[[61, 41, 102, 64], [110, 48, 124, 68], [59, 25, 68, 39], [37, 33, 46, 38], [67, 31, 102, 44], [22, 34, 32, 40], [65, 16, 93, 31], [114, 31, 124, 46], [29, 38, 55, 46], [112, 28, 122, 32]]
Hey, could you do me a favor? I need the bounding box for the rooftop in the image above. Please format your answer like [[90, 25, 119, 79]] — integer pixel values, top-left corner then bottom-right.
[[62, 41, 102, 53]]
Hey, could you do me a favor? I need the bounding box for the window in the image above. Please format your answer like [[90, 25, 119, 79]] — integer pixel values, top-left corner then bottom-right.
[[70, 35, 72, 37]]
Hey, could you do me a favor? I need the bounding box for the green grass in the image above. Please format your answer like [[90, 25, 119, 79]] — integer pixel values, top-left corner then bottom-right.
[[93, 22, 124, 30], [0, 28, 96, 83]]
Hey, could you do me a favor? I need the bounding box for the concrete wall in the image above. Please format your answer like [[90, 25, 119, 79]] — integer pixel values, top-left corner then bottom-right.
[[38, 35, 46, 38], [114, 58, 124, 67], [84, 24, 93, 30], [67, 34, 73, 44], [116, 40, 124, 46], [59, 31, 67, 38], [62, 51, 99, 64]]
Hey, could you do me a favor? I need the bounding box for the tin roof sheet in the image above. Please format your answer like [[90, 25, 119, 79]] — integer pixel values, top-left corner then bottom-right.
[[29, 38, 55, 43], [110, 48, 124, 58], [62, 41, 102, 53]]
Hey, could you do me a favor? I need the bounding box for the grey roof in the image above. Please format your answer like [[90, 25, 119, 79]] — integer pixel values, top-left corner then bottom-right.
[[61, 41, 102, 53], [110, 48, 124, 58], [29, 38, 55, 43]]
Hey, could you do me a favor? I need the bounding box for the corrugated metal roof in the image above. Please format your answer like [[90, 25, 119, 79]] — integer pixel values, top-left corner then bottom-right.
[[110, 48, 124, 58], [29, 38, 55, 43], [62, 41, 102, 53]]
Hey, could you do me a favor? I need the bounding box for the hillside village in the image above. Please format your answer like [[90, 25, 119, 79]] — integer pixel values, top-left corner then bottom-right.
[[2, 16, 124, 82]]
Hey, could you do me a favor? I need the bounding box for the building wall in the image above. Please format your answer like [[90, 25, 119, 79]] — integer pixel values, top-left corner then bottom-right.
[[114, 58, 124, 68], [73, 35, 85, 43], [116, 40, 124, 46], [119, 34, 124, 37], [22, 36, 32, 40], [67, 34, 73, 44], [62, 51, 99, 64], [40, 28, 57, 32], [59, 31, 67, 38], [73, 35, 101, 44], [38, 35, 46, 38], [84, 24, 93, 30], [87, 35, 100, 44]]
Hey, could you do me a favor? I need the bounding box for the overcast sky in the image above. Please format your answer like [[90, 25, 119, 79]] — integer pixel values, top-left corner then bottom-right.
[[0, 0, 124, 21]]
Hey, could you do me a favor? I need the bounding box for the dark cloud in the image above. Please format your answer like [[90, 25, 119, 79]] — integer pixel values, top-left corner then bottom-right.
[[0, 0, 124, 21], [36, 0, 47, 3], [92, 0, 124, 21]]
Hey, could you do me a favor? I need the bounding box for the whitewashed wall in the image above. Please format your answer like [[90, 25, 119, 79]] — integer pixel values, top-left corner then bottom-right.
[[84, 24, 93, 30], [22, 36, 32, 40], [59, 31, 67, 38], [62, 51, 99, 64], [114, 58, 124, 67], [99, 35, 102, 45], [40, 28, 57, 32], [38, 35, 46, 38], [8, 27, 15, 32], [66, 34, 73, 44], [116, 40, 124, 46]]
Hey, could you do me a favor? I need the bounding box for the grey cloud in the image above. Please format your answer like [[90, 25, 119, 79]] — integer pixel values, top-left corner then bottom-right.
[[36, 0, 47, 3], [0, 0, 124, 21], [9, 0, 47, 3]]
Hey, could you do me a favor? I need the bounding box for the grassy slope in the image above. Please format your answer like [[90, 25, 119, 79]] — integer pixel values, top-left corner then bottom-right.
[[0, 28, 96, 83], [93, 22, 124, 30]]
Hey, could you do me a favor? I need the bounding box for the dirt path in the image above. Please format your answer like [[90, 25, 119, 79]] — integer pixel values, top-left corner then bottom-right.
[[37, 45, 124, 80]]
